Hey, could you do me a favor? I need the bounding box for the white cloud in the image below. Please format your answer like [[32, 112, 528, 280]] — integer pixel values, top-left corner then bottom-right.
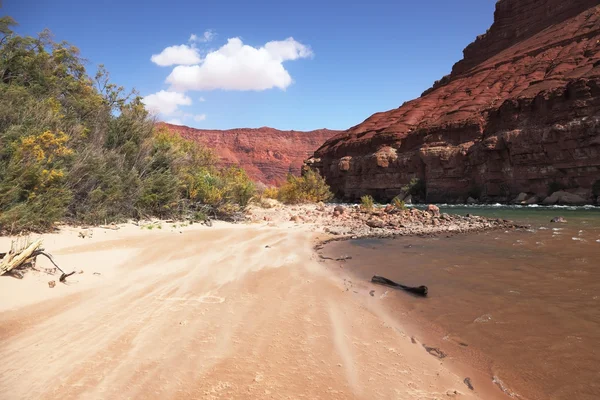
[[165, 37, 313, 91], [166, 118, 183, 125], [198, 96, 206, 102], [193, 114, 207, 122], [190, 30, 215, 43], [151, 44, 201, 67], [142, 90, 192, 116]]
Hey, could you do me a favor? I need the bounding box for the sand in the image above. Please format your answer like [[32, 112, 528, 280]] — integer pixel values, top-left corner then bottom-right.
[[0, 217, 493, 399]]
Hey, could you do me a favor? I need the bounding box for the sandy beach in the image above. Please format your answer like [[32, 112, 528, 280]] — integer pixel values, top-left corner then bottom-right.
[[0, 207, 508, 399]]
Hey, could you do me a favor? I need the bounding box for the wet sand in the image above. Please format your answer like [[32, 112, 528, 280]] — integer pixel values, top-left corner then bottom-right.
[[0, 221, 485, 399], [323, 208, 600, 400]]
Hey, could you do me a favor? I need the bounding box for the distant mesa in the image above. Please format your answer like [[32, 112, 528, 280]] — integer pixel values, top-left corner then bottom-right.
[[159, 122, 339, 185], [307, 0, 600, 205]]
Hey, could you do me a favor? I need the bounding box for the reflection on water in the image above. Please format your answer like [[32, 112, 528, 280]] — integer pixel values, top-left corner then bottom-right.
[[326, 206, 600, 400]]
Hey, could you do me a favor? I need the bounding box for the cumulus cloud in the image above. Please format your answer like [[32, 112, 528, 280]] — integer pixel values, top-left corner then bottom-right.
[[151, 44, 201, 67], [165, 37, 313, 91], [142, 90, 192, 116], [193, 114, 207, 122], [166, 118, 183, 125], [198, 96, 206, 102], [190, 30, 215, 43]]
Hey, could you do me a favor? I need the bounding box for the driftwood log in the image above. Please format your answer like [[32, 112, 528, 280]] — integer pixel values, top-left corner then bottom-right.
[[371, 275, 428, 297], [0, 239, 75, 282]]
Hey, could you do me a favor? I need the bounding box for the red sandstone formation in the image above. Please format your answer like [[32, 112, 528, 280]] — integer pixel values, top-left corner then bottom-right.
[[161, 123, 339, 184], [309, 0, 600, 203]]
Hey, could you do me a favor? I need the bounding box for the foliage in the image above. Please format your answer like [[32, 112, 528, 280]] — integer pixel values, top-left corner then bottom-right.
[[391, 196, 406, 210], [277, 169, 333, 204], [0, 22, 255, 232], [401, 177, 426, 199], [263, 187, 279, 200], [360, 195, 374, 211]]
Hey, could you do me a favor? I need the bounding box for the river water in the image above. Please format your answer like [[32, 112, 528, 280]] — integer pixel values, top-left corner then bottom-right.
[[323, 205, 600, 400]]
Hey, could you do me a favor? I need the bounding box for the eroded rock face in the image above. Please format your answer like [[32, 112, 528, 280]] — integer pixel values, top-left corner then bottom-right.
[[309, 0, 600, 203], [161, 123, 339, 185]]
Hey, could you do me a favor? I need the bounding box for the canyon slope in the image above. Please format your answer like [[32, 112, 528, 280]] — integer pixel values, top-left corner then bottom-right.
[[162, 123, 339, 184], [309, 0, 600, 203]]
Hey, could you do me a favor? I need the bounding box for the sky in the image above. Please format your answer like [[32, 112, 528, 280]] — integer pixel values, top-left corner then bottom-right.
[[4, 0, 497, 131]]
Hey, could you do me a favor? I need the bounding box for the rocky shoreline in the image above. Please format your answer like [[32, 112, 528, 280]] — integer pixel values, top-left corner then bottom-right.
[[247, 201, 529, 241]]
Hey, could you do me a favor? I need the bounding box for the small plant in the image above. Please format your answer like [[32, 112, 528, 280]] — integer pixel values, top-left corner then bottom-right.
[[391, 196, 406, 210], [361, 195, 374, 211], [401, 177, 427, 199], [263, 187, 279, 199]]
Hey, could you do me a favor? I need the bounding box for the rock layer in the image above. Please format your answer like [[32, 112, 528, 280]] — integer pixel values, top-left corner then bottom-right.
[[309, 0, 600, 203], [162, 123, 339, 184]]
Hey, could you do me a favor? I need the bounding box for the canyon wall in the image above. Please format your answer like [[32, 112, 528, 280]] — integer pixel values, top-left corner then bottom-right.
[[309, 0, 600, 203], [161, 123, 339, 185]]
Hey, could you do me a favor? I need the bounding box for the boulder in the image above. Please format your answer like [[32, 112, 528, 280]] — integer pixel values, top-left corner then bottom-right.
[[334, 205, 345, 214], [543, 191, 587, 205], [466, 197, 477, 204], [366, 217, 385, 228], [551, 216, 567, 223], [513, 192, 528, 203], [426, 204, 440, 217], [404, 194, 412, 204], [525, 196, 539, 205]]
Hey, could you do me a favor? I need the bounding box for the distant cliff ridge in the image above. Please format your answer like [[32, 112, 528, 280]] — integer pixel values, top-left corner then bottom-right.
[[308, 0, 600, 204], [161, 123, 339, 185]]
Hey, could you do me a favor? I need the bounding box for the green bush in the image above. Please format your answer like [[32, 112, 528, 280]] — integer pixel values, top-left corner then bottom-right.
[[361, 195, 374, 211], [277, 169, 333, 204], [402, 177, 426, 199], [0, 20, 256, 232]]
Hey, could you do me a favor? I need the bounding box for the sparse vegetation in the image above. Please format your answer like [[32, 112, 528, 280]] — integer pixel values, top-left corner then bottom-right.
[[360, 195, 374, 211], [277, 169, 333, 204], [0, 20, 255, 232], [391, 196, 406, 210], [402, 177, 426, 199]]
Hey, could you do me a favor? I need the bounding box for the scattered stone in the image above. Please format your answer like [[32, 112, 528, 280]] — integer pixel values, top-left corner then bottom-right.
[[463, 377, 474, 391], [411, 337, 417, 344], [333, 210, 341, 217], [93, 272, 101, 276], [543, 191, 587, 205], [513, 192, 528, 203], [48, 280, 56, 288], [78, 229, 93, 239], [334, 205, 345, 214], [466, 197, 477, 204], [551, 216, 567, 223], [366, 217, 385, 228], [369, 290, 375, 297], [316, 202, 326, 212], [290, 215, 300, 222], [426, 204, 440, 217], [78, 270, 84, 274]]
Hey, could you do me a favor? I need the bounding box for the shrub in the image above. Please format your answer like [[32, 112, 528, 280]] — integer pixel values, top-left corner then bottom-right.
[[263, 187, 279, 199], [391, 196, 406, 210], [277, 169, 333, 204], [402, 177, 426, 199], [361, 195, 374, 211]]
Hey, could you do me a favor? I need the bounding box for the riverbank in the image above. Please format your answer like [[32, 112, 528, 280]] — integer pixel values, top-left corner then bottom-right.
[[320, 205, 600, 400], [0, 207, 509, 399]]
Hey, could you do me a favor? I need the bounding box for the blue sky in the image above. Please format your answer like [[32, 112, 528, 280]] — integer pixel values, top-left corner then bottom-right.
[[4, 0, 496, 131]]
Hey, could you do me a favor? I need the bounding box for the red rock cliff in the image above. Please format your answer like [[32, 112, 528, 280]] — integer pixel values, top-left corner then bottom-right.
[[161, 123, 339, 184], [310, 0, 600, 203]]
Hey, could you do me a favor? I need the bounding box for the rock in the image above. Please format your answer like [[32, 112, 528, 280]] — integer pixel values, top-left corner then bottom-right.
[[78, 229, 93, 239], [404, 194, 412, 204], [161, 123, 339, 185], [333, 210, 341, 217], [366, 217, 385, 228], [334, 205, 345, 214], [551, 216, 567, 223], [513, 192, 528, 203], [384, 204, 395, 213], [525, 196, 539, 205], [466, 197, 477, 204], [316, 202, 325, 212], [306, 0, 600, 203], [48, 280, 56, 288], [543, 191, 587, 205], [290, 215, 300, 222], [369, 290, 375, 297], [426, 204, 440, 217]]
